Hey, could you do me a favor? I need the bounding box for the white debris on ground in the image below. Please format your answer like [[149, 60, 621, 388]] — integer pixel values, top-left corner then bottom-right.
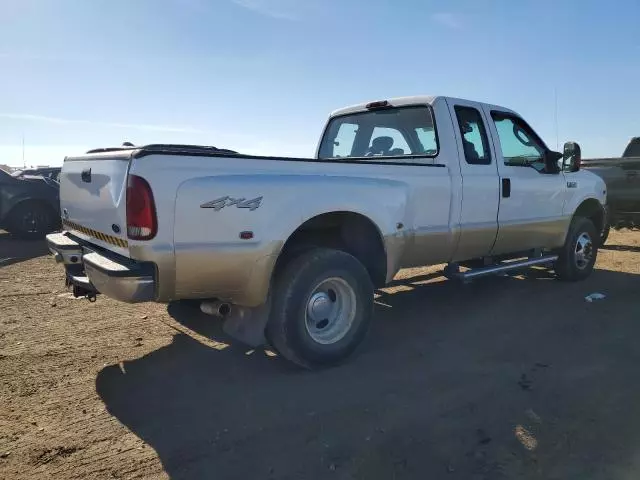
[[585, 293, 606, 302]]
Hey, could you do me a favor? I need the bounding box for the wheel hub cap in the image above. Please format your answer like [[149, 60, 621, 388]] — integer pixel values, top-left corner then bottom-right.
[[305, 277, 357, 345], [574, 232, 593, 269], [307, 292, 333, 325]]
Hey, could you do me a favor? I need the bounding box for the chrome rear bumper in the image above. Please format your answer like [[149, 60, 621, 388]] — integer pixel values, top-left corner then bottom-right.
[[46, 232, 156, 303]]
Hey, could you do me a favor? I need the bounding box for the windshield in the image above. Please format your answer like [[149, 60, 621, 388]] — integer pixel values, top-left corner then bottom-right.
[[318, 106, 438, 160]]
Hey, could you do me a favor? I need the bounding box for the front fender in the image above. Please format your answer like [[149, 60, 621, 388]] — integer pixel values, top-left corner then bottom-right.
[[563, 170, 607, 217]]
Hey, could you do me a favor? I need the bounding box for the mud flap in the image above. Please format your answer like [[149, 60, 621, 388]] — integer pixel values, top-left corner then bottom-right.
[[222, 299, 272, 347]]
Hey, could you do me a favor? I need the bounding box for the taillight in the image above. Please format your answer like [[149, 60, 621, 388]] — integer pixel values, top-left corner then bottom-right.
[[126, 175, 157, 240]]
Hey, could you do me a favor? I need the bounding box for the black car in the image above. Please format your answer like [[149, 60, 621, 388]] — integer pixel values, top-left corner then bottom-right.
[[0, 168, 61, 238], [11, 166, 61, 183]]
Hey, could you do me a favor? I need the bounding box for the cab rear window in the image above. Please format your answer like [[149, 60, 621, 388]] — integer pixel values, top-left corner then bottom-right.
[[318, 106, 438, 160]]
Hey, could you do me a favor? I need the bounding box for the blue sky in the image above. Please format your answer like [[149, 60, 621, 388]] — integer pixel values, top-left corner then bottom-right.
[[1, 0, 639, 167]]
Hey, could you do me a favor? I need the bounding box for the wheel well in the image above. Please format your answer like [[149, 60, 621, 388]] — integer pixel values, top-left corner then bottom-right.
[[274, 212, 387, 287], [574, 199, 604, 233]]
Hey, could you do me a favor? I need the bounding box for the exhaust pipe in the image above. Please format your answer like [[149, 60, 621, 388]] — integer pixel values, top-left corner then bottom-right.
[[200, 300, 232, 318]]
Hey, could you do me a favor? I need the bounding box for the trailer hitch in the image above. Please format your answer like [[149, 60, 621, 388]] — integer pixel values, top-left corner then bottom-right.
[[66, 272, 98, 302], [72, 283, 97, 302]]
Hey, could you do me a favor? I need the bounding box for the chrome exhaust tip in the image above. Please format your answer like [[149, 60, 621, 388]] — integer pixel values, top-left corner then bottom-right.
[[200, 300, 232, 318]]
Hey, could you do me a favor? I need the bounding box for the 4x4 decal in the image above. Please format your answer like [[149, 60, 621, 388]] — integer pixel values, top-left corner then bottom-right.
[[200, 196, 263, 211]]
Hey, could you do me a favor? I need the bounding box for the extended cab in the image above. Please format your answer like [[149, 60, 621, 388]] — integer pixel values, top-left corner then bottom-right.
[[46, 96, 607, 368]]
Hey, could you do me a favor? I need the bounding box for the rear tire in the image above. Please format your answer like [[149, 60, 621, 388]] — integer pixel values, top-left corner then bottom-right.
[[267, 248, 374, 369], [7, 202, 56, 239], [554, 217, 598, 281]]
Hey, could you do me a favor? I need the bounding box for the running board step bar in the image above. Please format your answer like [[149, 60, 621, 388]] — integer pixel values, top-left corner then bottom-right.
[[444, 255, 558, 282]]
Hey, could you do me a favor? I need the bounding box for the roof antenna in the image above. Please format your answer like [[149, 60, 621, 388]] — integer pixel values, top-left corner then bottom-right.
[[554, 87, 559, 150], [122, 141, 135, 147]]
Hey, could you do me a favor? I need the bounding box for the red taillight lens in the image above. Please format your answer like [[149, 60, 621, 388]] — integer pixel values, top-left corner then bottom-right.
[[126, 175, 157, 240]]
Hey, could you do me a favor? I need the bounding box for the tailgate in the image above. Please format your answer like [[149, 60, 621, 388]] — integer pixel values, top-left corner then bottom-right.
[[59, 152, 131, 256]]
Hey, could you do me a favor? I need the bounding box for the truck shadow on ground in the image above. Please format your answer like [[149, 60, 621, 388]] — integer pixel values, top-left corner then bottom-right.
[[96, 267, 640, 480], [0, 232, 49, 267]]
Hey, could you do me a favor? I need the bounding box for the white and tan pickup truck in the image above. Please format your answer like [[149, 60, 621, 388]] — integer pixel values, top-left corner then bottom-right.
[[47, 95, 607, 368]]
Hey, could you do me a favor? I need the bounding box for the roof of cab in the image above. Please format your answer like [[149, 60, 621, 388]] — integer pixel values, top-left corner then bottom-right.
[[329, 95, 518, 118], [330, 95, 440, 117]]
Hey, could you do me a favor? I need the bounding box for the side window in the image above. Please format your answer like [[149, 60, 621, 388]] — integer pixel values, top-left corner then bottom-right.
[[332, 123, 358, 158], [454, 106, 491, 165], [490, 113, 545, 167]]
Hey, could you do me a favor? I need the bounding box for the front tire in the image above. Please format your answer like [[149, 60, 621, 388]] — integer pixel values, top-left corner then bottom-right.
[[554, 217, 598, 281], [599, 205, 611, 245], [267, 248, 374, 369], [600, 221, 610, 245]]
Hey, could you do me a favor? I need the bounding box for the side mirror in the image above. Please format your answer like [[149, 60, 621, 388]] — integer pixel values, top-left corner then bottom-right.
[[563, 141, 581, 172]]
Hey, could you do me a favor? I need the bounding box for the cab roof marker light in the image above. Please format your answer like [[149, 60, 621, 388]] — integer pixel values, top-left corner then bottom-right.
[[366, 100, 391, 110]]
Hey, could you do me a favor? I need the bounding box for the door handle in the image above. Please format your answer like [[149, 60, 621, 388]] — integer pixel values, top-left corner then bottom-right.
[[502, 178, 511, 198]]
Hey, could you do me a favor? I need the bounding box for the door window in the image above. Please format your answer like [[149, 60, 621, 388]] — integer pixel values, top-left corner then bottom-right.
[[491, 113, 546, 170], [454, 106, 491, 165]]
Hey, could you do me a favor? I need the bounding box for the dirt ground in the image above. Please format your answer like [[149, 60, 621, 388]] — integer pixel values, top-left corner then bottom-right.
[[1, 231, 640, 480]]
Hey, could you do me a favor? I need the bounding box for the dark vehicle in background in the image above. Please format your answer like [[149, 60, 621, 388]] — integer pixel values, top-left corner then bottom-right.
[[582, 137, 640, 243], [11, 167, 61, 183], [0, 168, 61, 238]]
